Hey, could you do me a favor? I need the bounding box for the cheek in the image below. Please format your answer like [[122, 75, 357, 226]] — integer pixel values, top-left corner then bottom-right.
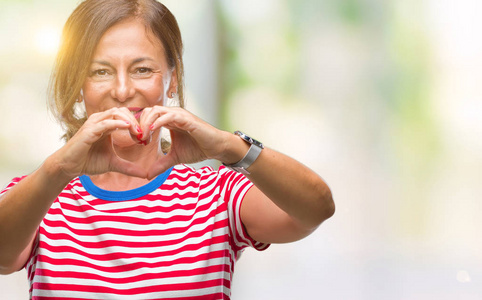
[[82, 82, 111, 114], [140, 78, 165, 105]]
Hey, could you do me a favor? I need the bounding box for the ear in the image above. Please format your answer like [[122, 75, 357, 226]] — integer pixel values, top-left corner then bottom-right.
[[167, 68, 178, 97]]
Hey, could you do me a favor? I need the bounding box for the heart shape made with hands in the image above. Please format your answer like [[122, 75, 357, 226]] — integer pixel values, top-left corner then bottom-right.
[[78, 106, 213, 181], [106, 126, 177, 180]]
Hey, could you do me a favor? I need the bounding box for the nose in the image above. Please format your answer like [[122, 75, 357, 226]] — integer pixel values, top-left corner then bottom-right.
[[111, 72, 135, 102]]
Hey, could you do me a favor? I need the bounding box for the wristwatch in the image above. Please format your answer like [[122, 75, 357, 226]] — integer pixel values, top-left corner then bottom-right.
[[223, 131, 264, 175]]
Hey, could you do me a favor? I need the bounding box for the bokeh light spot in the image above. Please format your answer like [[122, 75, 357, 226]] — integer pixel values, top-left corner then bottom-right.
[[35, 27, 60, 55]]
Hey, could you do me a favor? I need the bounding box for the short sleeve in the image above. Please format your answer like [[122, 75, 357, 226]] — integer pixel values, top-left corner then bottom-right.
[[218, 166, 270, 254], [0, 176, 27, 196]]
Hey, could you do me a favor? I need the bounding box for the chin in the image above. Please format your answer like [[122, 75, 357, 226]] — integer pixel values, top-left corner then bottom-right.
[[111, 128, 137, 148]]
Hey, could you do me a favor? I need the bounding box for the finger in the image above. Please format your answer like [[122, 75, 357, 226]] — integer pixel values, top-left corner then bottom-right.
[[115, 108, 144, 143], [138, 106, 163, 140], [139, 106, 187, 139], [88, 108, 142, 143], [85, 119, 132, 143], [149, 107, 194, 132], [90, 108, 140, 133], [111, 107, 142, 137], [148, 112, 173, 132]]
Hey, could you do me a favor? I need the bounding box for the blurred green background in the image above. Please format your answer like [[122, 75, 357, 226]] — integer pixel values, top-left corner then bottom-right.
[[1, 0, 481, 299]]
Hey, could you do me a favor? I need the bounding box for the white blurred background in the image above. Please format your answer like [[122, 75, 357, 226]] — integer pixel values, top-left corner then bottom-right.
[[1, 0, 481, 299]]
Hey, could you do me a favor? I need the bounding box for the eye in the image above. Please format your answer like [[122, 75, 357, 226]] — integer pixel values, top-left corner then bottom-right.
[[90, 69, 110, 77], [134, 67, 153, 77]]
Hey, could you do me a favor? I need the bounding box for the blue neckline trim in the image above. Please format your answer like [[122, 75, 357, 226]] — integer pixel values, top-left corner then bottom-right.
[[79, 167, 173, 201]]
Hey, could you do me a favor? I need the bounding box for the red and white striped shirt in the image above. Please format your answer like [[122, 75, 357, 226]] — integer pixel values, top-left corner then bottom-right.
[[1, 165, 269, 299]]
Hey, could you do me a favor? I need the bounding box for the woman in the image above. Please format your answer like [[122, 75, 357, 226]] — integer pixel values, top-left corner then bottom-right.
[[0, 0, 334, 299]]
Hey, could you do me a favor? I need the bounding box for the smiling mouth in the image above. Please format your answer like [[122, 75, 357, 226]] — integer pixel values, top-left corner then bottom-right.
[[129, 108, 144, 119]]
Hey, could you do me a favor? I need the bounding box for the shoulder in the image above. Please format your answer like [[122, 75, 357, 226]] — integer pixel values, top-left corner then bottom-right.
[[168, 164, 248, 187], [170, 164, 224, 178], [0, 175, 84, 195], [170, 164, 245, 179]]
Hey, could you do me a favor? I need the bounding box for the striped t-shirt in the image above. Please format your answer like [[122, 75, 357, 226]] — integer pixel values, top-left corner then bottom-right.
[[0, 164, 269, 299]]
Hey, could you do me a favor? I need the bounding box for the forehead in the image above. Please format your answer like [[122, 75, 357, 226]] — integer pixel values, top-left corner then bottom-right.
[[92, 18, 165, 61]]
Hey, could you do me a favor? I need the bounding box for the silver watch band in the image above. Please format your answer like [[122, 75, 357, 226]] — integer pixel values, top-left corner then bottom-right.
[[223, 131, 264, 175]]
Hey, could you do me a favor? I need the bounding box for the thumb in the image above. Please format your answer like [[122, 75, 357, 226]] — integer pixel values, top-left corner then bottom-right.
[[110, 157, 148, 178], [146, 153, 177, 180]]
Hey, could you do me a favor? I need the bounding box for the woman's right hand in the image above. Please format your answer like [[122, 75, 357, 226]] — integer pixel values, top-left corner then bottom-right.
[[52, 107, 147, 180], [1, 108, 147, 274]]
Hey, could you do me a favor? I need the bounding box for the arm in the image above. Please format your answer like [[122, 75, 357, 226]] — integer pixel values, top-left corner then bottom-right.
[[0, 108, 145, 274], [141, 107, 335, 244], [221, 135, 335, 244], [0, 158, 72, 274]]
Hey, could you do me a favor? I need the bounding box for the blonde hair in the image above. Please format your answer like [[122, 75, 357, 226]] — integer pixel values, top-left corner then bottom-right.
[[49, 0, 184, 141]]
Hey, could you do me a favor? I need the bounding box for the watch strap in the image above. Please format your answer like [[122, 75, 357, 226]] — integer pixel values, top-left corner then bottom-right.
[[223, 131, 264, 175]]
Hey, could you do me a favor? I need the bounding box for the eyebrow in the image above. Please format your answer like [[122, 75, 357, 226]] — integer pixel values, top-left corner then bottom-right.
[[91, 57, 156, 66]]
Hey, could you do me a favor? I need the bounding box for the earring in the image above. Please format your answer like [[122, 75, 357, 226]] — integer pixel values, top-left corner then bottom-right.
[[170, 92, 176, 98], [77, 89, 84, 102]]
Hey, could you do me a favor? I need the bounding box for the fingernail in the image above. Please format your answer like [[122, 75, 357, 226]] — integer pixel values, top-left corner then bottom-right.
[[136, 126, 142, 133], [149, 124, 154, 130], [136, 134, 143, 141], [125, 121, 131, 125]]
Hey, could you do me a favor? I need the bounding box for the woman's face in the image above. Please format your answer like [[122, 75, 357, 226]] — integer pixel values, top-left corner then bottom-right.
[[82, 18, 176, 119]]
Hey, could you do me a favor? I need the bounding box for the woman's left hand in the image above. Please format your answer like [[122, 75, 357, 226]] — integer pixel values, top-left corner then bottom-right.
[[137, 106, 335, 244], [137, 106, 230, 179]]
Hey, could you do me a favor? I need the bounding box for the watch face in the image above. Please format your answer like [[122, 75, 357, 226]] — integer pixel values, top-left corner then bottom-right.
[[235, 131, 264, 149], [250, 138, 264, 148]]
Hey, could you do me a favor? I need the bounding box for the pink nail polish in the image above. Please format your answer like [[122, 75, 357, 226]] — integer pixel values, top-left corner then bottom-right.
[[136, 126, 142, 133], [149, 124, 154, 130]]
